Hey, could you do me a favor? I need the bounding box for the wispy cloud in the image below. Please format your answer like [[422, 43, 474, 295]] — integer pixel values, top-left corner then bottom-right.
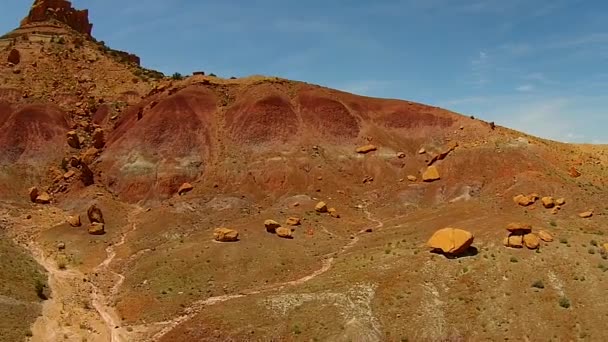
[[516, 84, 534, 92], [470, 51, 490, 86]]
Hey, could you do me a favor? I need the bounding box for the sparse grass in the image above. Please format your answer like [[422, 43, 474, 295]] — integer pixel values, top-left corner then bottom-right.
[[591, 240, 598, 247], [558, 296, 571, 309], [532, 280, 545, 289], [560, 238, 568, 244], [588, 248, 596, 255]]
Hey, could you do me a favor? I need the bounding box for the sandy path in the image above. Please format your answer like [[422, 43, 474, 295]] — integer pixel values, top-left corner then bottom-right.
[[148, 208, 385, 341]]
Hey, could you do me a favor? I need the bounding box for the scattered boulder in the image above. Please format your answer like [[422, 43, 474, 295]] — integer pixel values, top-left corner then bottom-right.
[[418, 148, 426, 154], [28, 187, 39, 202], [92, 128, 105, 149], [66, 131, 81, 149], [555, 198, 566, 206], [428, 142, 458, 166], [87, 204, 104, 224], [276, 227, 293, 239], [213, 228, 239, 242], [422, 166, 440, 182], [569, 167, 581, 178], [505, 234, 524, 248], [506, 223, 532, 234], [265, 219, 281, 233], [541, 197, 555, 208], [177, 183, 194, 196], [67, 215, 81, 227], [579, 211, 593, 218], [315, 201, 328, 213], [285, 217, 301, 226], [538, 230, 554, 242], [513, 194, 536, 207], [57, 242, 65, 250], [397, 152, 406, 159], [328, 208, 340, 218], [7, 49, 20, 65], [88, 223, 105, 235], [427, 227, 474, 255], [35, 192, 52, 204], [80, 148, 98, 165], [551, 207, 560, 215], [407, 175, 417, 182], [80, 162, 94, 186], [356, 144, 378, 154], [523, 233, 541, 249]]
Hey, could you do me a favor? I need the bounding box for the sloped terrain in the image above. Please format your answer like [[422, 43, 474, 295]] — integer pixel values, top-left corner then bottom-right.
[[0, 1, 607, 342]]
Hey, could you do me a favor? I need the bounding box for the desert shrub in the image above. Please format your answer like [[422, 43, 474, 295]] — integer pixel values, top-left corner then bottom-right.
[[171, 72, 184, 80], [532, 280, 545, 289], [558, 296, 571, 308]]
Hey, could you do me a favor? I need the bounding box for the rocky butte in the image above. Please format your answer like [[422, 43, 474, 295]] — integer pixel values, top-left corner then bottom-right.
[[20, 0, 93, 36]]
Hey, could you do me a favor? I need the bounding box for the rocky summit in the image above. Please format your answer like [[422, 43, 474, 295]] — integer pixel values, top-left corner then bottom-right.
[[0, 1, 607, 342]]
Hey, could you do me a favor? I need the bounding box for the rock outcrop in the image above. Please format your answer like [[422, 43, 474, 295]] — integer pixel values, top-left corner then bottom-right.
[[213, 228, 239, 242], [427, 228, 474, 255], [21, 0, 93, 36]]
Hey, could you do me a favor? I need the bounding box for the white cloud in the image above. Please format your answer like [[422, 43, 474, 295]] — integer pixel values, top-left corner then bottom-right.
[[516, 84, 534, 92]]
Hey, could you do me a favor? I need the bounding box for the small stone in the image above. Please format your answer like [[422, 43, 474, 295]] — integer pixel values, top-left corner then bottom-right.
[[265, 220, 281, 233], [579, 211, 593, 218], [67, 215, 81, 227], [88, 223, 105, 235], [315, 201, 328, 213], [276, 227, 293, 239], [285, 217, 301, 226], [177, 183, 194, 195]]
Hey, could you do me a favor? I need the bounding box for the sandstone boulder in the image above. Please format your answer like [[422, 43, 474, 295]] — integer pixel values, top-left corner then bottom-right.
[[87, 204, 104, 224], [422, 166, 440, 182], [505, 234, 524, 248], [35, 192, 52, 204], [92, 128, 105, 148], [328, 208, 340, 218], [213, 228, 239, 242], [538, 230, 553, 242], [67, 215, 81, 227], [513, 194, 535, 206], [285, 217, 301, 226], [555, 198, 566, 206], [397, 152, 406, 159], [579, 211, 593, 218], [506, 223, 532, 234], [427, 228, 474, 255], [356, 144, 377, 154], [28, 187, 39, 202], [418, 148, 426, 154], [407, 175, 417, 182], [88, 223, 105, 235], [265, 219, 281, 233], [276, 227, 293, 239], [523, 233, 541, 249], [541, 197, 555, 208], [66, 131, 81, 149], [177, 183, 194, 195], [315, 201, 328, 213]]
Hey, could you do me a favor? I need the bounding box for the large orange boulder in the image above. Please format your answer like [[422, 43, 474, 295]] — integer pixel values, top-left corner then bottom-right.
[[541, 197, 555, 208], [513, 194, 535, 206], [538, 230, 554, 242], [213, 228, 239, 242], [422, 166, 440, 182], [523, 233, 541, 249], [506, 223, 532, 234], [427, 228, 474, 255]]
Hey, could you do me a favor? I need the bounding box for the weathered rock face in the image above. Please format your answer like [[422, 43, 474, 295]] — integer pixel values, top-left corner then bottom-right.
[[21, 0, 93, 36], [427, 228, 474, 255], [213, 228, 239, 242]]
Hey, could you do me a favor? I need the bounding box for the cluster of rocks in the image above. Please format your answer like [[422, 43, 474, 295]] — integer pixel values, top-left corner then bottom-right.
[[65, 204, 105, 235], [503, 223, 552, 250], [265, 217, 300, 239], [427, 227, 474, 256], [314, 201, 340, 218], [513, 193, 594, 218]]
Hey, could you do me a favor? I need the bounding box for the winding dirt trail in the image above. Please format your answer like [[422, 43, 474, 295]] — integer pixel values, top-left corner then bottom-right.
[[148, 208, 385, 341], [26, 207, 143, 342]]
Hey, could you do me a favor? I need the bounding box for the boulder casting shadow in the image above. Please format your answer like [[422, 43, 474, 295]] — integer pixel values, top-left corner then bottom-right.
[[430, 246, 479, 259]]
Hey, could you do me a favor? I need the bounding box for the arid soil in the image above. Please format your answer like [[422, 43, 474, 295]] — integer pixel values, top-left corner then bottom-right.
[[1, 1, 607, 342]]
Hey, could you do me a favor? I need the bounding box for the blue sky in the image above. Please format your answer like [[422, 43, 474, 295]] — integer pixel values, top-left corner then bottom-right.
[[2, 1, 607, 143]]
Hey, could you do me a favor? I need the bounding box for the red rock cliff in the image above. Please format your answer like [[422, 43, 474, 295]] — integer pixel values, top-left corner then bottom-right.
[[20, 0, 93, 36]]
